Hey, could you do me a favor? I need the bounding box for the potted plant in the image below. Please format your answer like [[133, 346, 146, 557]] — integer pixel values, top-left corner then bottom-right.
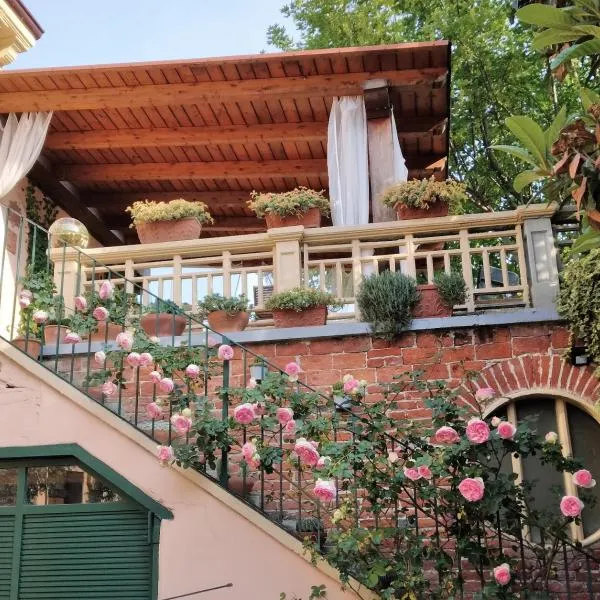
[[414, 272, 468, 319], [265, 288, 341, 328], [126, 199, 214, 244], [215, 458, 255, 497], [140, 299, 188, 337], [248, 187, 330, 229], [198, 294, 250, 332], [249, 357, 269, 382], [380, 178, 467, 220], [87, 287, 135, 342], [296, 518, 327, 551]]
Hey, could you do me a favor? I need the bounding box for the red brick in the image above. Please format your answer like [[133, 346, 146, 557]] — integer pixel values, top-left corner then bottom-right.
[[549, 355, 563, 388], [422, 363, 449, 380], [376, 366, 411, 383], [372, 333, 415, 349], [350, 368, 377, 382], [309, 339, 342, 355], [441, 346, 475, 362], [332, 353, 366, 369], [416, 332, 439, 348], [513, 336, 550, 356], [275, 341, 310, 356], [475, 342, 512, 360], [366, 357, 384, 368], [509, 324, 552, 338], [450, 361, 485, 378], [367, 347, 402, 359], [551, 328, 571, 349], [475, 327, 510, 344], [402, 347, 440, 364], [306, 369, 340, 386], [342, 337, 371, 352], [454, 331, 473, 346], [299, 355, 332, 371], [245, 343, 276, 357]]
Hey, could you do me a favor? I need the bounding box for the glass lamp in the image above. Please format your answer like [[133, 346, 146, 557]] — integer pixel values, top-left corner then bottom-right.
[[48, 218, 90, 249]]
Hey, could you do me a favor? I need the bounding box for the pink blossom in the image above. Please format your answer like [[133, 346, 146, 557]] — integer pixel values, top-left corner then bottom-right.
[[182, 407, 192, 418], [32, 310, 48, 324], [146, 402, 162, 420], [170, 413, 193, 434], [185, 364, 200, 379], [115, 331, 134, 351], [466, 418, 490, 444], [573, 469, 596, 489], [418, 465, 433, 479], [475, 387, 496, 402], [233, 403, 256, 425], [158, 377, 174, 394], [74, 296, 87, 312], [284, 419, 296, 436], [150, 370, 162, 384], [493, 563, 511, 586], [64, 331, 82, 344], [560, 495, 584, 518], [497, 421, 517, 440], [434, 426, 460, 445], [285, 361, 302, 382], [276, 407, 294, 425], [388, 451, 399, 464], [92, 306, 109, 321], [149, 336, 160, 344], [156, 445, 174, 464], [98, 280, 113, 300], [314, 479, 336, 502], [458, 477, 485, 502], [101, 380, 117, 396], [491, 416, 501, 427], [94, 350, 106, 364], [545, 431, 559, 444], [247, 377, 257, 389], [404, 466, 421, 481], [242, 441, 257, 462], [294, 438, 320, 467], [253, 402, 266, 416], [343, 378, 360, 394], [316, 456, 331, 469], [18, 290, 32, 308], [139, 352, 153, 367], [217, 344, 234, 360], [126, 352, 141, 367]]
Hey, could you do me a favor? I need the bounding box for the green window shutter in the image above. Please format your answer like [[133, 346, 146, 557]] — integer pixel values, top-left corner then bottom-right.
[[0, 515, 15, 598], [18, 509, 152, 599]]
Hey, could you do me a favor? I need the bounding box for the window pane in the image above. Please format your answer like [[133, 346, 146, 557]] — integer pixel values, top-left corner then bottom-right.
[[0, 468, 17, 506], [567, 404, 600, 538]]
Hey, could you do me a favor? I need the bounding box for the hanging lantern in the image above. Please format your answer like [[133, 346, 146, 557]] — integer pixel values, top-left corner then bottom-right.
[[48, 218, 90, 248]]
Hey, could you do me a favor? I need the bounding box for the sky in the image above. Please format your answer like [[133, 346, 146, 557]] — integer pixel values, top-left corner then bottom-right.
[[8, 0, 294, 70]]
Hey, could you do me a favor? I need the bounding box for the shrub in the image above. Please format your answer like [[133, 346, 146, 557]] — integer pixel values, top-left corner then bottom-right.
[[435, 271, 468, 307], [356, 271, 419, 339], [126, 199, 214, 226], [197, 294, 249, 315], [265, 287, 341, 312], [379, 178, 468, 211], [248, 187, 330, 218], [144, 299, 184, 315]]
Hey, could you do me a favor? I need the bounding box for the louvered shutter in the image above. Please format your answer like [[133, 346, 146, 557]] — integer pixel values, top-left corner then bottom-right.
[[0, 514, 15, 598]]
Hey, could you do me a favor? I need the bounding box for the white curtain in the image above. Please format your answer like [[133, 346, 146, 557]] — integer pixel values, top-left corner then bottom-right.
[[391, 111, 408, 184], [0, 112, 53, 199], [327, 97, 369, 226]]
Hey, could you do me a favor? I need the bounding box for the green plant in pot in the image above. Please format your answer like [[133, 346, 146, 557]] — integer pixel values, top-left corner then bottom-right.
[[248, 187, 330, 229], [198, 294, 250, 332], [140, 298, 188, 338], [380, 177, 467, 220], [85, 286, 136, 342], [413, 271, 468, 319], [265, 287, 341, 328], [126, 199, 214, 244]]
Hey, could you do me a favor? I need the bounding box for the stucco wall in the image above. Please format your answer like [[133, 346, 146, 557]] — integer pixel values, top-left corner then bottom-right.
[[0, 343, 364, 600]]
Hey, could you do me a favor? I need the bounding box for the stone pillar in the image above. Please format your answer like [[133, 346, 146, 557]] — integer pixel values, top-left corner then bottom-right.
[[267, 226, 304, 293], [53, 258, 84, 312]]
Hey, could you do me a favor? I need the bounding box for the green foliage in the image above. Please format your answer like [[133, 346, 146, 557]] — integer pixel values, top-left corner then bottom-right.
[[17, 266, 56, 340], [126, 199, 214, 226], [280, 585, 327, 600], [143, 298, 184, 315], [380, 177, 468, 211], [265, 287, 341, 312], [356, 271, 419, 339], [197, 294, 248, 315], [557, 247, 600, 374], [25, 181, 57, 275], [435, 271, 468, 307], [248, 187, 330, 218]]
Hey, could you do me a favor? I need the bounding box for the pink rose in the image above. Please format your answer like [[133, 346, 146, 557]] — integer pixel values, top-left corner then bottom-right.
[[560, 495, 584, 518], [276, 407, 294, 425], [156, 445, 174, 464], [98, 280, 113, 300], [64, 331, 82, 344], [18, 289, 32, 308], [284, 419, 296, 436], [343, 378, 360, 394], [404, 466, 421, 481], [150, 336, 160, 344], [388, 451, 399, 464], [545, 431, 559, 444], [242, 441, 257, 462], [573, 469, 596, 489], [316, 456, 331, 469], [434, 426, 460, 445], [32, 310, 48, 324], [233, 403, 256, 425], [126, 352, 141, 367], [101, 380, 117, 396], [74, 295, 87, 312], [170, 413, 193, 434], [475, 387, 496, 402], [497, 421, 517, 440], [294, 438, 320, 467], [314, 479, 336, 502], [285, 361, 301, 382], [217, 344, 234, 360], [158, 377, 174, 393], [466, 418, 490, 444], [185, 364, 200, 379], [146, 402, 162, 420], [247, 377, 257, 389], [491, 416, 501, 427], [418, 465, 432, 480], [150, 370, 162, 384], [253, 402, 266, 416], [94, 350, 106, 364], [493, 563, 511, 586], [139, 352, 153, 367], [92, 306, 109, 321], [115, 331, 134, 351], [458, 477, 485, 502]]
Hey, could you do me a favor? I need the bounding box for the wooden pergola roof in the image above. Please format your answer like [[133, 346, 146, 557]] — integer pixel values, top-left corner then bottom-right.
[[0, 41, 450, 246]]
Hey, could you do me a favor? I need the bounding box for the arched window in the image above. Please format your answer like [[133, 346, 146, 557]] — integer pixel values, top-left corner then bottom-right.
[[489, 395, 600, 544]]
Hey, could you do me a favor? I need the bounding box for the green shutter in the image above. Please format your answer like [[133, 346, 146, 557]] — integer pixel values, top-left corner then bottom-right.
[[17, 509, 152, 599], [0, 514, 15, 598]]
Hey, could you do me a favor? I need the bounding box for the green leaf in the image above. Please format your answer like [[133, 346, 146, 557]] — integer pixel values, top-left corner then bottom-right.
[[571, 228, 600, 254], [550, 38, 600, 69], [513, 170, 547, 192], [505, 116, 549, 167], [490, 144, 538, 167], [545, 106, 567, 148], [580, 87, 600, 112], [532, 28, 582, 51], [517, 4, 575, 28]]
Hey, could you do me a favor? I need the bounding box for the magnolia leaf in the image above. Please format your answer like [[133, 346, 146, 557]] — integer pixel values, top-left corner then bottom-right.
[[571, 228, 600, 254], [517, 4, 575, 28], [581, 87, 600, 112], [545, 106, 567, 148], [553, 152, 570, 175], [551, 39, 600, 69], [532, 28, 581, 51], [569, 153, 582, 179], [513, 170, 547, 192], [572, 176, 588, 212], [505, 116, 548, 168], [491, 144, 538, 167]]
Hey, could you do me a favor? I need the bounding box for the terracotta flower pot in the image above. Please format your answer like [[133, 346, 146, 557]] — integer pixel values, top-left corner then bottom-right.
[[265, 207, 321, 229], [140, 313, 188, 337], [12, 337, 41, 359], [42, 324, 69, 345], [272, 305, 327, 328], [90, 321, 123, 342], [396, 200, 449, 221], [207, 310, 250, 332], [413, 284, 452, 319], [136, 218, 202, 244], [227, 476, 255, 497]]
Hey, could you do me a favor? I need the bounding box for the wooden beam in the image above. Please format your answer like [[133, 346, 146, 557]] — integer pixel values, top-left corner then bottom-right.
[[59, 159, 328, 183], [0, 68, 447, 112], [45, 123, 327, 150]]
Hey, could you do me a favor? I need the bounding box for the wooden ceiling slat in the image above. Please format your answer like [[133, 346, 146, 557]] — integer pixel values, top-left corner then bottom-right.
[[176, 66, 196, 83], [251, 62, 271, 80], [329, 56, 348, 75], [220, 63, 242, 81], [205, 64, 226, 82], [180, 104, 207, 127], [155, 106, 180, 128], [282, 141, 300, 160]]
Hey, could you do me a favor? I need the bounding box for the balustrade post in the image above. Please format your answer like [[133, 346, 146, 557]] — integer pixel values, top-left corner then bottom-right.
[[459, 229, 476, 312], [267, 226, 304, 292], [52, 253, 84, 311]]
